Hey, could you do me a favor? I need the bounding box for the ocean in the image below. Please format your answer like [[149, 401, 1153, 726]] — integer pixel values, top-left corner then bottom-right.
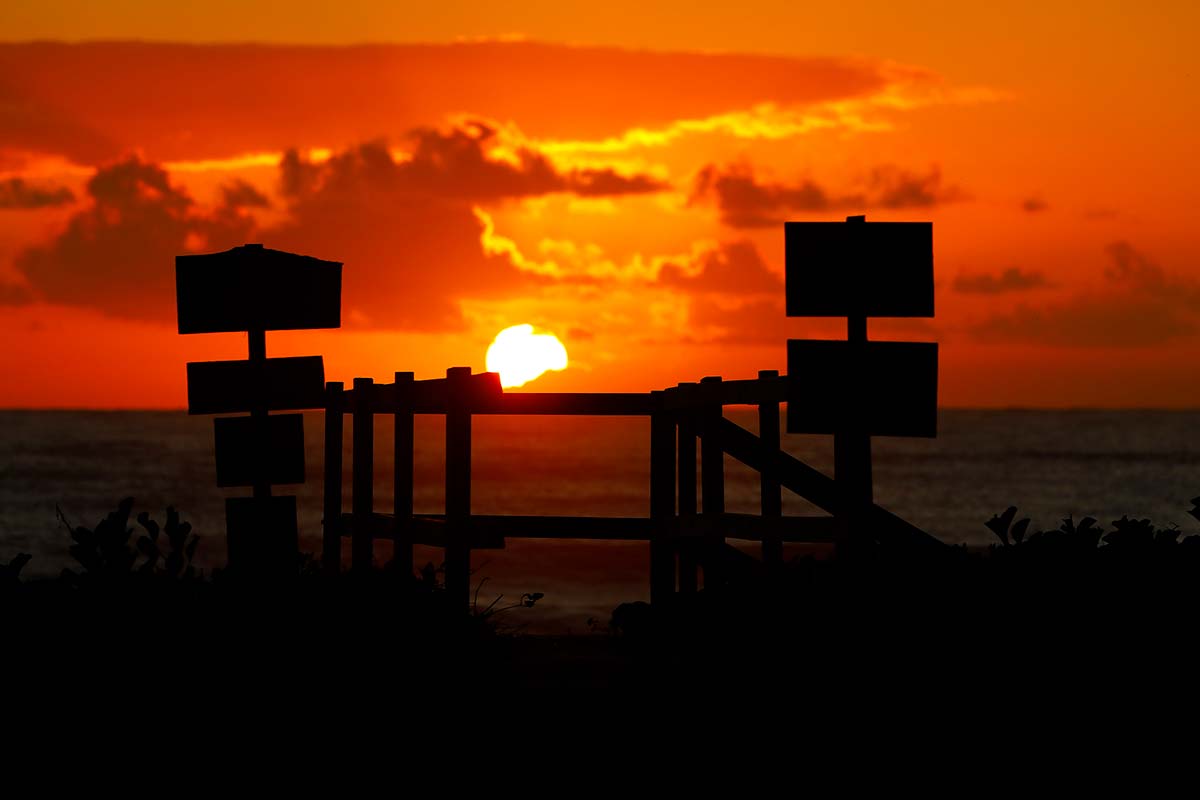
[[2, 409, 1198, 631]]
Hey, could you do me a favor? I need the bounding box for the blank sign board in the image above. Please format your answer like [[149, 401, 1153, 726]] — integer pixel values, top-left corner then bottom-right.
[[785, 221, 933, 318], [214, 414, 305, 487], [187, 356, 324, 415], [176, 244, 342, 334], [786, 339, 938, 437]]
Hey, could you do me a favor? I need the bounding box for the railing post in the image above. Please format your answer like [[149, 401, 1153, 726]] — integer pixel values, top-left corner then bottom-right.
[[322, 381, 344, 575], [700, 376, 725, 590], [393, 371, 415, 579], [676, 382, 699, 595], [352, 377, 374, 572], [758, 370, 784, 571], [649, 393, 676, 606], [445, 366, 473, 613]]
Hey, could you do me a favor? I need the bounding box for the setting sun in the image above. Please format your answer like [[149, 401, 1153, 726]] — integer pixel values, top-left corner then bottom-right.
[[485, 324, 569, 388]]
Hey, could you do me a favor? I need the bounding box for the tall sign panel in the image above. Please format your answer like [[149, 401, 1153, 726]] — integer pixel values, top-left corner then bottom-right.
[[176, 244, 342, 574], [785, 217, 938, 543]]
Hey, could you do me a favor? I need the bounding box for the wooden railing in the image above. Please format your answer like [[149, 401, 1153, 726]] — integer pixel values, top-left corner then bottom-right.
[[322, 367, 942, 610]]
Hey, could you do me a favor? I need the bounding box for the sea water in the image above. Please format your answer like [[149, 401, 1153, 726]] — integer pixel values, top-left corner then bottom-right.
[[2, 410, 1198, 631]]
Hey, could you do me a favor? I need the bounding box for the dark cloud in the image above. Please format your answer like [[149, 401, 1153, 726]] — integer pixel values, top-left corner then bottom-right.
[[953, 267, 1051, 294], [0, 41, 902, 164], [267, 126, 665, 329], [968, 242, 1200, 347], [327, 121, 667, 202], [11, 120, 669, 329], [220, 180, 271, 209], [692, 163, 963, 228], [268, 140, 528, 330], [691, 164, 858, 228], [686, 297, 790, 345], [15, 157, 254, 319], [0, 177, 74, 209], [0, 281, 31, 305], [868, 165, 965, 209], [1021, 196, 1048, 213], [566, 327, 594, 341], [657, 240, 782, 295], [0, 78, 120, 165]]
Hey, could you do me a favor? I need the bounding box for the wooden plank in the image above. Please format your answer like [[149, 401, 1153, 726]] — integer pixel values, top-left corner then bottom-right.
[[662, 378, 789, 410], [333, 512, 834, 544], [444, 367, 473, 612], [758, 370, 784, 570], [392, 372, 415, 578], [706, 416, 944, 550], [700, 376, 726, 590], [214, 413, 305, 487], [676, 386, 699, 595], [687, 513, 838, 543], [176, 244, 341, 334], [786, 340, 938, 437], [649, 402, 676, 604], [351, 377, 374, 571], [344, 381, 658, 416], [345, 371, 502, 414], [785, 220, 933, 318], [476, 392, 659, 416], [187, 356, 325, 415], [225, 495, 298, 574], [322, 382, 344, 575], [344, 513, 648, 543]]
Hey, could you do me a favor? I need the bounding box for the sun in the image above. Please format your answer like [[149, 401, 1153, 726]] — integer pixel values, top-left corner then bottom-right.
[[485, 324, 569, 388]]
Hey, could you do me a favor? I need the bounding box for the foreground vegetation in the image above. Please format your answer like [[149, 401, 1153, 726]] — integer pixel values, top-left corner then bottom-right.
[[5, 496, 1200, 692]]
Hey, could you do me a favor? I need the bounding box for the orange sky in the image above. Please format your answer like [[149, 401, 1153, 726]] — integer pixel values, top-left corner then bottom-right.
[[1, 1, 1198, 408]]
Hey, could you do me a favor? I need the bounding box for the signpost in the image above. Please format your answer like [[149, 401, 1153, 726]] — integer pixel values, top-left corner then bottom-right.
[[785, 216, 938, 550], [176, 244, 342, 574]]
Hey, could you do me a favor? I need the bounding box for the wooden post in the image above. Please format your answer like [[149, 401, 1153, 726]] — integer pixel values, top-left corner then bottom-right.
[[351, 377, 374, 572], [393, 372, 415, 579], [835, 314, 873, 553], [247, 329, 271, 502], [322, 381, 344, 575], [835, 213, 874, 553], [758, 370, 784, 571], [676, 383, 699, 595], [445, 366, 473, 613], [700, 376, 725, 590], [649, 394, 676, 606]]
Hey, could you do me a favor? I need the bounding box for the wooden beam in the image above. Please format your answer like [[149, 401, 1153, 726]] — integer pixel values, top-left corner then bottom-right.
[[676, 383, 699, 595], [351, 377, 375, 572], [704, 416, 944, 551], [445, 367, 473, 612], [649, 400, 676, 605], [758, 370, 784, 571], [700, 376, 726, 590], [392, 371, 414, 579], [322, 381, 344, 574]]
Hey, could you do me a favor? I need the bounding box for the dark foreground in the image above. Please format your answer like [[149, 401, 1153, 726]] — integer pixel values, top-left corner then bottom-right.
[[8, 544, 1200, 703]]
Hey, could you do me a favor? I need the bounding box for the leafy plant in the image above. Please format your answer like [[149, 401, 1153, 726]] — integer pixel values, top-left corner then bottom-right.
[[56, 497, 200, 582]]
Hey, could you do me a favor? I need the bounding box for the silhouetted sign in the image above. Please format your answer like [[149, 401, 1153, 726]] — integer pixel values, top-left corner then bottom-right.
[[186, 356, 324, 414], [785, 222, 933, 318], [786, 340, 938, 436], [214, 414, 305, 487], [225, 495, 299, 571], [176, 244, 342, 334]]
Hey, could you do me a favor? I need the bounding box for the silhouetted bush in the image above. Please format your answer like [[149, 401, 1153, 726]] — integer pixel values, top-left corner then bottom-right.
[[56, 497, 201, 586]]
